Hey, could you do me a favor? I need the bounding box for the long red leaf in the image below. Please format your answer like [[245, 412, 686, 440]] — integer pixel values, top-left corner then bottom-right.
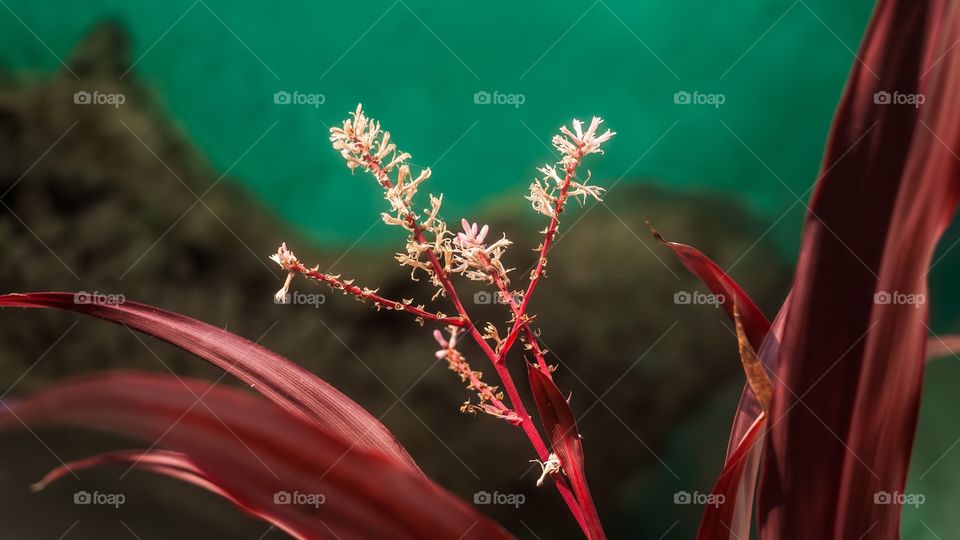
[[651, 227, 770, 350], [758, 0, 960, 537], [0, 371, 512, 540], [0, 292, 416, 471], [526, 365, 605, 540]]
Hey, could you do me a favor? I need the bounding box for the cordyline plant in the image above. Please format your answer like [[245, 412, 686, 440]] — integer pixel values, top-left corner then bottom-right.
[[4, 0, 960, 538], [0, 105, 615, 539]]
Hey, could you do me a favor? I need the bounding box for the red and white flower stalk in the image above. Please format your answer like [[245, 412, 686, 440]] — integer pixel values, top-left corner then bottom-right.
[[273, 104, 614, 538]]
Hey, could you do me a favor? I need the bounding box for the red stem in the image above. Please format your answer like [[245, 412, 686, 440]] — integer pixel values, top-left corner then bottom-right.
[[356, 147, 591, 535]]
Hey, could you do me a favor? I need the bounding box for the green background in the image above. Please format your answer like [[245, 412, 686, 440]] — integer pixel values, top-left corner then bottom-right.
[[5, 0, 960, 538], [0, 0, 873, 249]]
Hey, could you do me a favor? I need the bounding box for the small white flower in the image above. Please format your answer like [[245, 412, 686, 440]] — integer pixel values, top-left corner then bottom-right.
[[538, 165, 563, 186], [269, 243, 302, 304], [527, 178, 557, 218], [553, 116, 615, 170], [274, 273, 294, 304], [531, 453, 563, 487], [270, 242, 300, 270], [421, 194, 446, 234], [567, 171, 605, 206]]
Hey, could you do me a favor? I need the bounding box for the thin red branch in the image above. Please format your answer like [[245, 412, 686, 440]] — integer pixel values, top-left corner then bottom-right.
[[441, 346, 517, 421], [497, 152, 583, 363], [286, 262, 467, 327]]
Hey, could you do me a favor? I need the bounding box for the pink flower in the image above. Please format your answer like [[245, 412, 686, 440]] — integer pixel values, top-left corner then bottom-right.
[[455, 219, 489, 248], [434, 328, 458, 359]]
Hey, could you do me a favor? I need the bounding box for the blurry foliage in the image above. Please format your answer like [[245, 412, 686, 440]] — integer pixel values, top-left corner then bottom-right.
[[0, 24, 791, 539]]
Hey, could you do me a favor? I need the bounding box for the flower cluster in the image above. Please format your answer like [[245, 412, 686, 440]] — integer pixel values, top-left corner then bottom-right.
[[330, 104, 410, 179], [331, 105, 452, 293], [528, 117, 615, 218], [553, 117, 616, 170]]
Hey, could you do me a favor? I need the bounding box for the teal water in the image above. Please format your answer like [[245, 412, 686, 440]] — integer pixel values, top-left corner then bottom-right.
[[0, 0, 874, 247]]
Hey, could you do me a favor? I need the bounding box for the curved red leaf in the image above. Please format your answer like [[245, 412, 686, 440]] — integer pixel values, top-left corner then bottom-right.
[[526, 365, 605, 540], [0, 292, 417, 471], [0, 371, 512, 540], [651, 227, 770, 350], [32, 449, 236, 508], [648, 227, 778, 540]]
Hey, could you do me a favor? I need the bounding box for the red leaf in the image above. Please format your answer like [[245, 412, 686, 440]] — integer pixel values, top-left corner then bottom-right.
[[651, 227, 770, 350], [526, 365, 605, 540], [697, 414, 766, 540], [1, 371, 512, 540], [0, 292, 416, 471], [758, 1, 960, 537], [697, 297, 789, 540], [648, 228, 779, 540]]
